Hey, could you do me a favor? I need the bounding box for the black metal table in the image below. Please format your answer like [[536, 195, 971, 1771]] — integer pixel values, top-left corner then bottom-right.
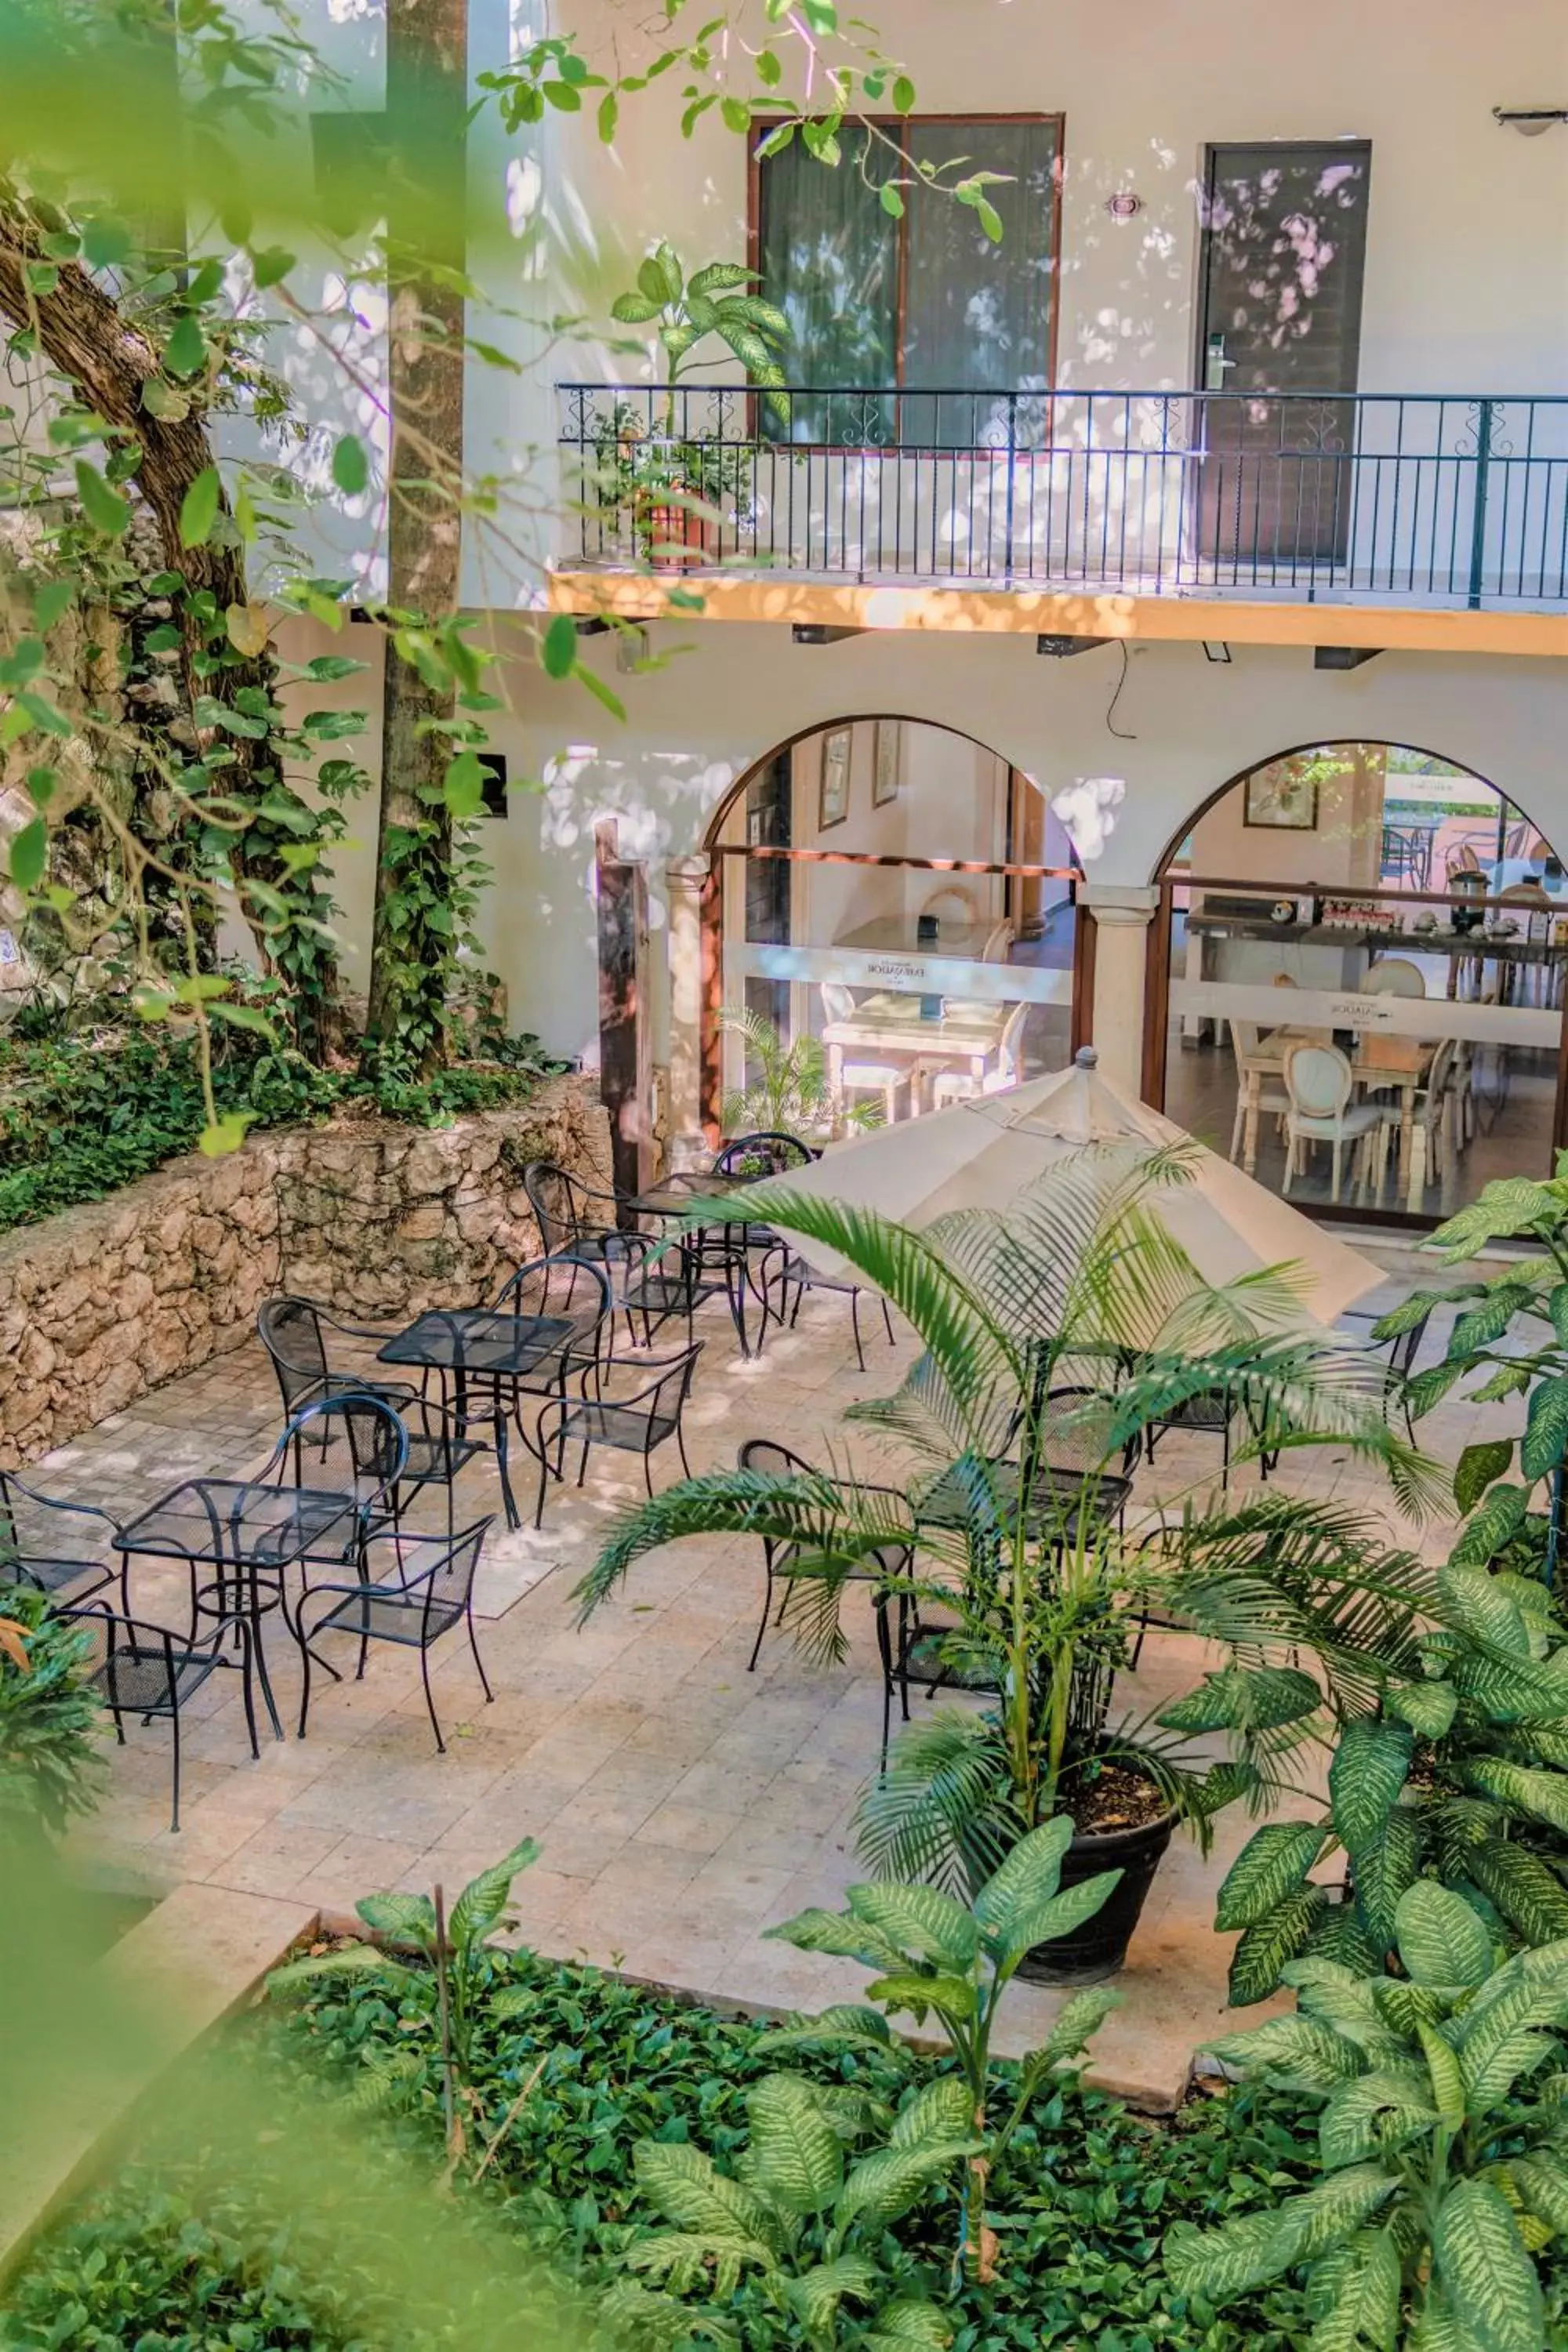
[[915, 1459, 1132, 1543], [377, 1308, 578, 1530], [622, 1175, 775, 1357], [114, 1479, 363, 1740]]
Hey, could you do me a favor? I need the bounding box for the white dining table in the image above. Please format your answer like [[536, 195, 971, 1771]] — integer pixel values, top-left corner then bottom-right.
[[822, 991, 1010, 1116]]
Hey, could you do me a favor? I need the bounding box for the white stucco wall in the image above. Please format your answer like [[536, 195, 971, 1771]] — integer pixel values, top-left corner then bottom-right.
[[459, 625, 1568, 1061]]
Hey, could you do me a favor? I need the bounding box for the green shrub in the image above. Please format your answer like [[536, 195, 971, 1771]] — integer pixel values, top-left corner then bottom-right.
[[0, 1584, 104, 1835]]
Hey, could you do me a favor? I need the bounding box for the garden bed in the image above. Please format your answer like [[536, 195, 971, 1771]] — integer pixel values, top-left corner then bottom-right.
[[2, 1938, 1332, 2352]]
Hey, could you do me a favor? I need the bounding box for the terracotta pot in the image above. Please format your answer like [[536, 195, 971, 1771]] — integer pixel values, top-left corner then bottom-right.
[[1013, 1804, 1177, 1986], [644, 489, 719, 571]]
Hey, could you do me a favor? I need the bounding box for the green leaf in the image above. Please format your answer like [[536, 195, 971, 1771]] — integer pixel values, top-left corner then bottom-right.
[[610, 291, 663, 324], [892, 73, 916, 111], [1330, 1719, 1413, 1860], [448, 1838, 539, 1950], [1215, 1822, 1327, 1933], [597, 91, 619, 141], [1162, 1664, 1323, 1737], [444, 750, 488, 819], [998, 1870, 1123, 1965], [332, 434, 369, 496], [1229, 1884, 1328, 2005], [779, 2257, 880, 2335], [73, 459, 129, 537], [1316, 2067, 1439, 2169], [1457, 1440, 1516, 1515], [179, 466, 222, 550], [879, 182, 906, 217], [1432, 2179, 1543, 2352], [973, 1816, 1070, 1939], [865, 2299, 953, 2352], [251, 245, 296, 288], [720, 95, 751, 133], [1510, 2158, 1568, 2238], [1307, 2230, 1401, 2352], [1451, 1283, 1537, 1356], [834, 2138, 976, 2231], [1396, 1880, 1494, 1989], [198, 1113, 252, 1159], [1418, 2020, 1467, 2129], [355, 1892, 436, 1944], [32, 580, 73, 633], [848, 1880, 978, 1969], [163, 312, 208, 379], [746, 2074, 843, 2216], [863, 1972, 978, 2024], [1352, 1808, 1424, 1956], [632, 2140, 782, 2254], [753, 2004, 893, 2059], [889, 2074, 974, 2147], [8, 818, 46, 891], [1439, 1557, 1532, 1651], [1467, 1842, 1568, 1948], [1037, 1984, 1122, 2064], [654, 240, 684, 303], [1450, 1486, 1532, 1571], [542, 612, 578, 681], [1458, 1756, 1568, 1836], [1208, 2013, 1367, 2095], [1523, 1375, 1568, 1481], [1550, 1285, 1568, 1351], [1387, 1681, 1459, 1740]]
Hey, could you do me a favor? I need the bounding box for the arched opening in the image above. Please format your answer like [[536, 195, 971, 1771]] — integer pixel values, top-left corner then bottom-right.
[[699, 717, 1083, 1132], [1146, 742, 1568, 1224]]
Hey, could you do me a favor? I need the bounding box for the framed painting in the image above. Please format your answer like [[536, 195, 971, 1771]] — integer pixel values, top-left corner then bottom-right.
[[872, 720, 901, 808], [818, 726, 851, 830], [1244, 768, 1318, 831]]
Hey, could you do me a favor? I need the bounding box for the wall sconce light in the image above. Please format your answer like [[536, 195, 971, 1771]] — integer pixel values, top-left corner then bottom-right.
[[1201, 641, 1232, 664], [1494, 106, 1568, 135]]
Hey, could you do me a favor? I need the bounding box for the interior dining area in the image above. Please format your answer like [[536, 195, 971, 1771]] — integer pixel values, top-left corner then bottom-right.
[[1159, 742, 1567, 1221], [711, 717, 1080, 1120]]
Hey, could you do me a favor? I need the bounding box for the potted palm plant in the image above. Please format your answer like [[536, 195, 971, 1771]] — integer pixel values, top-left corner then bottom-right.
[[577, 1145, 1437, 1980], [605, 244, 789, 569], [718, 1003, 877, 1150]]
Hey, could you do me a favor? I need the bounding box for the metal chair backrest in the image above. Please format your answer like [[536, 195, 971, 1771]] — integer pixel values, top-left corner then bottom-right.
[[713, 1132, 812, 1179], [523, 1161, 599, 1254], [643, 1344, 702, 1431], [820, 982, 855, 1026], [0, 1473, 114, 1583], [1040, 1386, 1142, 1479], [258, 1297, 331, 1415], [76, 1608, 194, 1718], [1388, 1307, 1432, 1379], [1284, 1041, 1352, 1121], [996, 999, 1029, 1081], [414, 1518, 492, 1631], [1365, 958, 1425, 998], [276, 1391, 411, 1502], [492, 1250, 613, 1327], [739, 1438, 818, 1482]]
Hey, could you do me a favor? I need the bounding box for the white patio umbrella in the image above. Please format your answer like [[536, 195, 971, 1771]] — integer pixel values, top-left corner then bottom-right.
[[742, 1047, 1382, 1327]]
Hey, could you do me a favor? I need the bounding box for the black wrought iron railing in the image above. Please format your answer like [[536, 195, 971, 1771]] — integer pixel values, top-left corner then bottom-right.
[[557, 383, 1568, 608]]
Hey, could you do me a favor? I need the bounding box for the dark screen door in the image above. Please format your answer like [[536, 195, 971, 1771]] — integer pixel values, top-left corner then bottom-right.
[[1195, 141, 1371, 572]]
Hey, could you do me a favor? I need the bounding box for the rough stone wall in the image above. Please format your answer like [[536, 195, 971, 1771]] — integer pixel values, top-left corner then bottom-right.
[[0, 1074, 612, 1465]]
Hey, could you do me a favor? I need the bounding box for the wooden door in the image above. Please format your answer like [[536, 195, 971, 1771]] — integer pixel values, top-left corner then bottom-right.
[[1195, 142, 1372, 572]]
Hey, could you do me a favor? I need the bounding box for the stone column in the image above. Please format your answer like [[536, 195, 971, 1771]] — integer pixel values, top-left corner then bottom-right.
[[665, 852, 711, 1171], [1080, 882, 1161, 1102]]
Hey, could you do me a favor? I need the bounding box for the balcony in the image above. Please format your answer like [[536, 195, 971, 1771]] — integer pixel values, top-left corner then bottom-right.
[[557, 385, 1568, 615]]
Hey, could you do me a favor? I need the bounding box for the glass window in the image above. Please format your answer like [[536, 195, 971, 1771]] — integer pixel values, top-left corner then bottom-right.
[[757, 117, 1061, 445]]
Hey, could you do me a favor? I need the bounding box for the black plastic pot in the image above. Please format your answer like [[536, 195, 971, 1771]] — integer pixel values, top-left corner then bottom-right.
[[1014, 1806, 1177, 1985]]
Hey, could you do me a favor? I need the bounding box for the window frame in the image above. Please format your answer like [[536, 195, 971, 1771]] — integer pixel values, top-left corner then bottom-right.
[[746, 112, 1066, 411]]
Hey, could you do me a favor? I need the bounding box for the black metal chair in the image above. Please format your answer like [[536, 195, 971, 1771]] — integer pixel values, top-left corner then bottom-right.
[[737, 1439, 913, 1675], [295, 1518, 495, 1752], [487, 1252, 616, 1418], [259, 1297, 420, 1441], [0, 1472, 117, 1600], [768, 1250, 898, 1372], [534, 1344, 702, 1528], [67, 1599, 260, 1833], [521, 1166, 677, 1351], [271, 1381, 478, 1541], [1341, 1305, 1433, 1443], [1134, 1365, 1276, 1490], [711, 1132, 815, 1181]]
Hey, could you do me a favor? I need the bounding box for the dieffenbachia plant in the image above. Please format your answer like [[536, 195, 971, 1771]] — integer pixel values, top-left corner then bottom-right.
[[1214, 1560, 1568, 2004], [1167, 1883, 1568, 2352]]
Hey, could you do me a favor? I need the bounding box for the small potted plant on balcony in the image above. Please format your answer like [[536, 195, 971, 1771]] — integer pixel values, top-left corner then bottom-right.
[[604, 242, 789, 568], [576, 1145, 1434, 1980]]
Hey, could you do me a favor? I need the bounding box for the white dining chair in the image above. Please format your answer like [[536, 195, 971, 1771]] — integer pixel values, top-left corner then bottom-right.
[[1227, 1018, 1290, 1167], [928, 1000, 1029, 1109], [920, 884, 977, 928], [819, 981, 902, 1123], [1283, 1042, 1396, 1205], [1365, 958, 1426, 997], [1410, 1036, 1458, 1187], [979, 919, 1014, 963]]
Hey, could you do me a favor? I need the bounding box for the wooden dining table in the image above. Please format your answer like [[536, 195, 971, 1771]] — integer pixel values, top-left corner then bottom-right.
[[1235, 1024, 1439, 1210], [821, 992, 1010, 1117]]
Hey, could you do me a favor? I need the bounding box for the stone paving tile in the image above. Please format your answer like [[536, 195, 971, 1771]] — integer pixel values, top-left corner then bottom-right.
[[49, 1240, 1493, 2106]]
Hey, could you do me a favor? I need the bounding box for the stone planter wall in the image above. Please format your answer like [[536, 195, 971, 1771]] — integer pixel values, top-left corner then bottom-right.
[[0, 1074, 612, 1465]]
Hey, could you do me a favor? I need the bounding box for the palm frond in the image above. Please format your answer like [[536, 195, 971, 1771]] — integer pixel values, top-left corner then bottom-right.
[[852, 1711, 1023, 1896]]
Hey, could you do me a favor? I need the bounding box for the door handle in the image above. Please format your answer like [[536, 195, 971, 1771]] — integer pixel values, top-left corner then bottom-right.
[[1205, 332, 1237, 394]]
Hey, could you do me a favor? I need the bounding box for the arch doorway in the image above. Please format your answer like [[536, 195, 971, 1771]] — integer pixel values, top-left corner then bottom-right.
[[700, 717, 1086, 1133], [1148, 742, 1568, 1225]]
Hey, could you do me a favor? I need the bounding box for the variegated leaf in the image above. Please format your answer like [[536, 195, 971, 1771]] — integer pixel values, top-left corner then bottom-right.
[[1432, 2179, 1543, 2352], [1215, 1820, 1327, 1933], [746, 2073, 843, 2216]]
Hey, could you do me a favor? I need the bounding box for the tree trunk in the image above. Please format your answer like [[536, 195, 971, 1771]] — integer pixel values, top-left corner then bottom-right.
[[364, 0, 468, 1074], [0, 201, 341, 1046]]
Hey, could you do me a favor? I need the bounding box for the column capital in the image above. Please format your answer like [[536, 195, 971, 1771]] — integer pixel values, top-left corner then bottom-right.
[[1079, 880, 1160, 926], [664, 851, 712, 885]]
